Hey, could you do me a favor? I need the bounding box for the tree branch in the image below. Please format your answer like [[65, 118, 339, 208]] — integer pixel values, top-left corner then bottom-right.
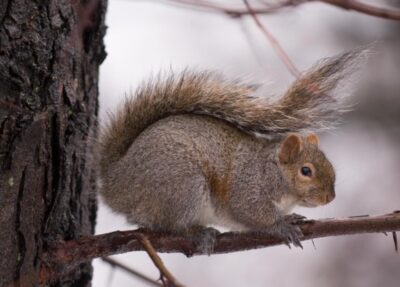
[[243, 0, 301, 77], [40, 211, 400, 284], [164, 0, 400, 21], [136, 234, 185, 287], [102, 257, 163, 287], [164, 0, 295, 17], [319, 0, 400, 21]]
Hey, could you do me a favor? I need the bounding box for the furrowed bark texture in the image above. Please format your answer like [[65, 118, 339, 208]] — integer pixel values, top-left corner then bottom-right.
[[0, 0, 107, 286]]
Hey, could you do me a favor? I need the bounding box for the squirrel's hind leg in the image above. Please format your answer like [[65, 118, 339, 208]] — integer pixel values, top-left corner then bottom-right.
[[126, 170, 212, 230], [125, 172, 220, 255]]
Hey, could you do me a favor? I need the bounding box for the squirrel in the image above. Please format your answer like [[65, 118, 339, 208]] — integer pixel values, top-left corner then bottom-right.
[[98, 48, 366, 250]]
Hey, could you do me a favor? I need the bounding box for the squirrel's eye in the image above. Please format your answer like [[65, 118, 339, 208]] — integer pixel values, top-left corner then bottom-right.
[[301, 166, 312, 177]]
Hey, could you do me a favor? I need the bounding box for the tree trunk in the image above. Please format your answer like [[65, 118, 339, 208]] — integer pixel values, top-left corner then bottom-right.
[[0, 0, 107, 286]]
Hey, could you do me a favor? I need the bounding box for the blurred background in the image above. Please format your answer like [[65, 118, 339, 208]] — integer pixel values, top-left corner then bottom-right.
[[94, 1, 400, 286]]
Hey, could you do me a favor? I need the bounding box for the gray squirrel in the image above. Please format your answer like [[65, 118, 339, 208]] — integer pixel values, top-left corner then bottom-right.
[[98, 49, 365, 250]]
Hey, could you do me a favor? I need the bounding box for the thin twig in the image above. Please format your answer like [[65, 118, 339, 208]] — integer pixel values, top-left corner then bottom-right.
[[162, 0, 400, 77], [102, 257, 163, 287], [311, 239, 316, 250], [165, 0, 295, 17], [319, 0, 400, 21], [163, 0, 400, 21], [136, 234, 185, 287], [243, 0, 300, 78], [392, 232, 398, 252]]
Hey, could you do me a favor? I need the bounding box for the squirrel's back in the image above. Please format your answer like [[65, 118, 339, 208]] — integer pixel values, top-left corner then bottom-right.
[[100, 113, 259, 229], [98, 48, 367, 176]]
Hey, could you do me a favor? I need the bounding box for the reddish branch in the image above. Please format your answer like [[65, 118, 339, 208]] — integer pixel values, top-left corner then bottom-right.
[[166, 0, 400, 21], [40, 211, 400, 284], [319, 0, 400, 21], [102, 257, 163, 287], [166, 0, 293, 17], [243, 0, 301, 77], [136, 234, 185, 287], [166, 0, 400, 77]]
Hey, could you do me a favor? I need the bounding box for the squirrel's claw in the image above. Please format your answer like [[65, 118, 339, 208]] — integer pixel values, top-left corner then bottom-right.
[[284, 213, 307, 224], [280, 223, 304, 249], [268, 217, 304, 249]]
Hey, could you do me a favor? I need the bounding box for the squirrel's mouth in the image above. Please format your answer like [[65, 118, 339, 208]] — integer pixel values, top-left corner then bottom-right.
[[298, 200, 320, 208], [298, 196, 329, 207], [299, 192, 335, 207]]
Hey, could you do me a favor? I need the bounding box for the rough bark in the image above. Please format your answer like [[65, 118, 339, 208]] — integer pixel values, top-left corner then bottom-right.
[[0, 0, 107, 286]]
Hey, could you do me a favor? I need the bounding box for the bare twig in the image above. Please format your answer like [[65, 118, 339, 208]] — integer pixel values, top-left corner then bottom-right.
[[136, 234, 185, 287], [102, 257, 163, 287], [160, 0, 400, 76], [392, 232, 398, 252], [311, 239, 317, 250], [319, 0, 400, 21], [164, 0, 400, 21], [165, 0, 295, 17], [242, 0, 300, 77], [40, 211, 400, 285]]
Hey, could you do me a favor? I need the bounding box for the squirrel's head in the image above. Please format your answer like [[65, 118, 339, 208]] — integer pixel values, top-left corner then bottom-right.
[[277, 133, 335, 207]]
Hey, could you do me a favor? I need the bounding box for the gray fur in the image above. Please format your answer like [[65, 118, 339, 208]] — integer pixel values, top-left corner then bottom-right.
[[98, 49, 366, 246], [101, 115, 288, 231]]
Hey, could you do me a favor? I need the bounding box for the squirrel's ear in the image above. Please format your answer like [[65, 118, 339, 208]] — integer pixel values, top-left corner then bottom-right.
[[278, 134, 303, 164], [306, 133, 320, 146]]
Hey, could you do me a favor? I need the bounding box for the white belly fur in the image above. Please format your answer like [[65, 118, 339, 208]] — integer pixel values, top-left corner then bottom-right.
[[199, 201, 248, 231], [199, 194, 298, 231], [273, 194, 298, 214]]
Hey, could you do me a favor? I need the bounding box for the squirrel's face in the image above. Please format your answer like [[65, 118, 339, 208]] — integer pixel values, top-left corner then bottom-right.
[[277, 133, 336, 207]]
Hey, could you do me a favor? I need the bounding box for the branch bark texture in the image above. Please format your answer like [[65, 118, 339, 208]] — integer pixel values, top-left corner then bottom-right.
[[41, 211, 400, 283]]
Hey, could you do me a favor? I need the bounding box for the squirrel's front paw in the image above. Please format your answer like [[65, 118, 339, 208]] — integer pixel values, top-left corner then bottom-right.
[[283, 213, 306, 224], [270, 219, 304, 248]]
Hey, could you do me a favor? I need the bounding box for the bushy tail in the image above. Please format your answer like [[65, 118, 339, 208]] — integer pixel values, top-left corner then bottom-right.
[[99, 48, 368, 174]]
